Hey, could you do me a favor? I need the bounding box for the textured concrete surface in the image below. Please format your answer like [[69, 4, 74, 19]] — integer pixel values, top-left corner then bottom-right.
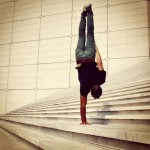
[[0, 0, 150, 114], [0, 127, 36, 150], [0, 60, 149, 150], [0, 122, 116, 150]]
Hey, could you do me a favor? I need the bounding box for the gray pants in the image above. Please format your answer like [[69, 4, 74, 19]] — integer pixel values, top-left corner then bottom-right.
[[75, 11, 95, 62]]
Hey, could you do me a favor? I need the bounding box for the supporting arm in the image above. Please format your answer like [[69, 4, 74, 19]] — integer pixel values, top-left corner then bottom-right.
[[80, 95, 91, 125]]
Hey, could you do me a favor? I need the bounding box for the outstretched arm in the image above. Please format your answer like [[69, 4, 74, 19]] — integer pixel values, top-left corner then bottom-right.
[[95, 43, 104, 71]]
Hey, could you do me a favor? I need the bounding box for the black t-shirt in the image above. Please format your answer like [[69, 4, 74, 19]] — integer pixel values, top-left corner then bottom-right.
[[77, 62, 106, 97]]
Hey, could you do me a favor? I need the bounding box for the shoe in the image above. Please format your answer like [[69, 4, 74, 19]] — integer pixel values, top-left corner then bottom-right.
[[86, 4, 92, 14], [82, 4, 92, 17], [83, 4, 92, 12]]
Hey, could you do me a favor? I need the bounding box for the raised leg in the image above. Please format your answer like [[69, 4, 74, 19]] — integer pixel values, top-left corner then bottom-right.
[[75, 12, 86, 61], [86, 6, 95, 54]]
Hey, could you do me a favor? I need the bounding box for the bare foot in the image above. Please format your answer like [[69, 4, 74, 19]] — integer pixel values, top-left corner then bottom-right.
[[80, 121, 91, 125]]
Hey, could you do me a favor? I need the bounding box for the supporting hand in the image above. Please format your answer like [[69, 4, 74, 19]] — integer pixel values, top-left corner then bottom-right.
[[80, 121, 91, 125]]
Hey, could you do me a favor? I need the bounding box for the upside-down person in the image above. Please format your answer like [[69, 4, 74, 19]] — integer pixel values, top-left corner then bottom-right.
[[75, 4, 106, 125]]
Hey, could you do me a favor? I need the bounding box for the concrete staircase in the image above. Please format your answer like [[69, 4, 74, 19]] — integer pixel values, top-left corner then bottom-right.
[[0, 60, 150, 150]]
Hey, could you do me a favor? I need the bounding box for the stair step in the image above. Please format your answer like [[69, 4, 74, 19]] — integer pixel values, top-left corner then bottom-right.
[[0, 120, 118, 150], [104, 80, 150, 93], [8, 97, 150, 115], [0, 127, 36, 150], [12, 94, 150, 113], [105, 76, 150, 88], [7, 104, 150, 116], [31, 86, 150, 109], [2, 113, 150, 120], [0, 118, 150, 145], [2, 60, 150, 150], [10, 79, 150, 113]]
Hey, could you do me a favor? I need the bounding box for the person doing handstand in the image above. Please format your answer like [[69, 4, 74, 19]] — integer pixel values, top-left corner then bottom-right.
[[75, 4, 106, 125]]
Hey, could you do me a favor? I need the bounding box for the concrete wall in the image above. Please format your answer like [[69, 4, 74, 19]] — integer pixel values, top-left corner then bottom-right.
[[0, 0, 149, 114], [148, 0, 150, 57]]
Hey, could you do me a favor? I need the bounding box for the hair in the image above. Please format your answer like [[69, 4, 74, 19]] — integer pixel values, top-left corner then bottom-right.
[[91, 85, 102, 99]]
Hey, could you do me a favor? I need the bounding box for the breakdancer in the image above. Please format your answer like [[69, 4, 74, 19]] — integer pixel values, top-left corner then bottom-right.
[[75, 4, 106, 125]]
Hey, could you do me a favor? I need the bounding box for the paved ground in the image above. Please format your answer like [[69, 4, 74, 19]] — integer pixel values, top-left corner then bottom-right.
[[0, 127, 36, 150]]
